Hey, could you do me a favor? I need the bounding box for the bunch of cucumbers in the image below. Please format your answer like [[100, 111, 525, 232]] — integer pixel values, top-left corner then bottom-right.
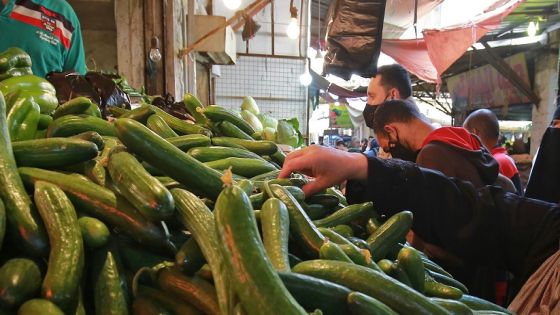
[[0, 90, 513, 315]]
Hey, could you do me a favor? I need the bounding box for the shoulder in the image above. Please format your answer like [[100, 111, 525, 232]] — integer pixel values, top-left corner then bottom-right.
[[417, 142, 457, 169]]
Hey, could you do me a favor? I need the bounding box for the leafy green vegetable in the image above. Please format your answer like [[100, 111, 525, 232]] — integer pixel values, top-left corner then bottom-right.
[[241, 96, 260, 115], [276, 118, 303, 148], [241, 110, 263, 132]]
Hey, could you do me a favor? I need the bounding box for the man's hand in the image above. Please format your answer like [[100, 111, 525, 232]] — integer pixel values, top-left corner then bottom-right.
[[279, 145, 368, 196]]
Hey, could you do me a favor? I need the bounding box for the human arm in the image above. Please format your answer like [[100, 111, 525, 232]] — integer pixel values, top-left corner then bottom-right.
[[63, 20, 86, 74]]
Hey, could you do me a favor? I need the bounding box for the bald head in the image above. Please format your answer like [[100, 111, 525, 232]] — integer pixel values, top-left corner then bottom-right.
[[463, 109, 500, 148]]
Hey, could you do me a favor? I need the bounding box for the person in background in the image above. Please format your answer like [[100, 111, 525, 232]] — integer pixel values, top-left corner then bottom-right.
[[0, 0, 86, 77], [364, 137, 379, 158], [463, 109, 522, 195], [279, 145, 560, 312], [525, 105, 560, 203], [360, 138, 368, 152], [335, 140, 348, 151]]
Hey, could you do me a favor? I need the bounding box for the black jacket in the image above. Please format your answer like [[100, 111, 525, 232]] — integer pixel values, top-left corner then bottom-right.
[[525, 127, 560, 203], [362, 157, 560, 298]]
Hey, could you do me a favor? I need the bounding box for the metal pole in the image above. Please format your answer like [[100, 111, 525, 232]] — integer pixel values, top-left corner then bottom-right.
[[186, 0, 196, 96]]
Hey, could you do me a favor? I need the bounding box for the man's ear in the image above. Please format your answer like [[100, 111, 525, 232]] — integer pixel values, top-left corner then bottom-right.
[[390, 88, 400, 100], [384, 124, 397, 139]]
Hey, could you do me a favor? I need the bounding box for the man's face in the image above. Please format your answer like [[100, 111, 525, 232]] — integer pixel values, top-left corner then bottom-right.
[[375, 133, 391, 153], [367, 76, 390, 105]]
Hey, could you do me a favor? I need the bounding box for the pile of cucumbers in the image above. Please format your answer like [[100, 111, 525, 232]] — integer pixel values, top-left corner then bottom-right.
[[0, 90, 513, 315]]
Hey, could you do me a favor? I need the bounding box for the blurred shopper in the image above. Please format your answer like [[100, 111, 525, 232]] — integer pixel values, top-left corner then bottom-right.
[[335, 140, 348, 151], [525, 106, 560, 203], [0, 0, 86, 77], [360, 138, 368, 152], [463, 109, 522, 194]]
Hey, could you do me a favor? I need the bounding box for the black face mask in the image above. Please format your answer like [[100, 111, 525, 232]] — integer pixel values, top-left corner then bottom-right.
[[388, 136, 419, 162], [363, 94, 392, 129]]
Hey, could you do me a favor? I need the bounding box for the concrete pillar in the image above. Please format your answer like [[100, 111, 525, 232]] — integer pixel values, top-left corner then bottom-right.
[[530, 31, 559, 155]]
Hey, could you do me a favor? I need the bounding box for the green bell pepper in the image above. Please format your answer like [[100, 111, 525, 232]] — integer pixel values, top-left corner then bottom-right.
[[0, 75, 58, 115], [0, 47, 33, 81], [7, 95, 41, 142]]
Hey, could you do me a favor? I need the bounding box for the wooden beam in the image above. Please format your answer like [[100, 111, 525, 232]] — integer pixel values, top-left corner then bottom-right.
[[475, 42, 540, 107], [68, 1, 115, 31], [116, 0, 145, 90]]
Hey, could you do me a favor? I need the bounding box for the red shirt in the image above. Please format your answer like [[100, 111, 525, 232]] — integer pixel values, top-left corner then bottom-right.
[[491, 147, 518, 179]]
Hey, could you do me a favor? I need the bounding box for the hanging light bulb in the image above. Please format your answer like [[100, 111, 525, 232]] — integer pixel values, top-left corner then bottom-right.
[[149, 36, 162, 63], [287, 5, 299, 39], [223, 0, 241, 10], [527, 20, 538, 37], [300, 68, 312, 86]]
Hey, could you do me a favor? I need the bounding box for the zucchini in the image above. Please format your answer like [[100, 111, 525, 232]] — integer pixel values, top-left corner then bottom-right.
[[167, 134, 211, 152], [70, 131, 105, 150], [0, 258, 41, 308], [91, 243, 129, 315], [313, 202, 374, 228], [293, 260, 448, 315], [430, 298, 473, 315], [459, 294, 513, 314], [107, 150, 175, 221], [188, 146, 263, 162], [217, 121, 253, 140], [347, 291, 397, 315], [34, 181, 84, 312], [0, 92, 47, 256], [114, 118, 223, 199], [269, 184, 325, 258], [183, 93, 208, 125], [47, 115, 117, 137], [146, 114, 179, 138], [52, 97, 92, 119], [203, 105, 255, 135], [175, 237, 206, 275], [367, 211, 413, 262], [17, 299, 64, 315], [132, 295, 172, 315], [12, 138, 98, 168], [397, 246, 426, 293], [137, 285, 202, 315], [150, 105, 211, 136], [78, 216, 110, 249], [19, 167, 174, 254], [278, 272, 351, 315], [211, 137, 278, 155], [261, 198, 291, 272], [214, 182, 306, 315], [204, 157, 277, 178], [120, 105, 154, 123], [319, 240, 353, 263], [157, 267, 219, 315], [171, 188, 233, 315]]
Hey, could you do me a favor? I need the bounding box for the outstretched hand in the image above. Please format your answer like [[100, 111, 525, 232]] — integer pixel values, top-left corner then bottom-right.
[[279, 145, 368, 196]]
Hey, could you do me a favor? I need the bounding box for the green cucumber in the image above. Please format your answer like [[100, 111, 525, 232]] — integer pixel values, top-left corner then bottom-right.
[[217, 120, 254, 140], [120, 105, 154, 123], [183, 93, 208, 125], [84, 137, 118, 186], [347, 291, 398, 315], [91, 243, 129, 315], [214, 183, 306, 315], [188, 146, 263, 162], [250, 169, 281, 181], [12, 138, 98, 168], [331, 225, 354, 238], [430, 298, 473, 315], [78, 216, 110, 249], [175, 238, 206, 275], [391, 261, 413, 287], [270, 149, 286, 167], [348, 237, 369, 250], [204, 157, 277, 178], [305, 203, 328, 220], [319, 240, 354, 263], [115, 118, 223, 199], [83, 103, 102, 118], [34, 181, 84, 312], [237, 179, 254, 196], [0, 199, 3, 251], [38, 114, 53, 130], [107, 150, 175, 221], [313, 202, 374, 228], [47, 115, 117, 137], [150, 105, 211, 136], [136, 286, 202, 315], [284, 186, 305, 203], [278, 272, 351, 315], [146, 114, 179, 138], [424, 273, 463, 300], [0, 258, 41, 308], [398, 246, 426, 293], [459, 295, 513, 314], [108, 107, 130, 117], [157, 267, 219, 315], [170, 188, 233, 315], [52, 97, 92, 119], [17, 299, 64, 315], [34, 128, 47, 139], [428, 270, 469, 293], [366, 217, 382, 235], [377, 259, 393, 275], [305, 194, 340, 212], [167, 134, 211, 152], [326, 187, 348, 206], [117, 238, 170, 274], [316, 227, 379, 270], [132, 295, 172, 315], [203, 105, 255, 135], [422, 257, 454, 278], [261, 198, 291, 272], [19, 167, 174, 253], [70, 131, 105, 150], [250, 192, 264, 209], [367, 211, 413, 262], [211, 137, 278, 155], [269, 184, 325, 258], [293, 260, 448, 315]]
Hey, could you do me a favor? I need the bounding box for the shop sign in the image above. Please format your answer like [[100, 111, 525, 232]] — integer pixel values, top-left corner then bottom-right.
[[447, 53, 530, 110], [329, 103, 353, 128]]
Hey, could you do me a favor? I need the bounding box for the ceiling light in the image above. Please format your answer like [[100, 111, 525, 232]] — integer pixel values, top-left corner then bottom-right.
[[224, 0, 241, 10], [528, 21, 538, 37], [300, 68, 312, 86]]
